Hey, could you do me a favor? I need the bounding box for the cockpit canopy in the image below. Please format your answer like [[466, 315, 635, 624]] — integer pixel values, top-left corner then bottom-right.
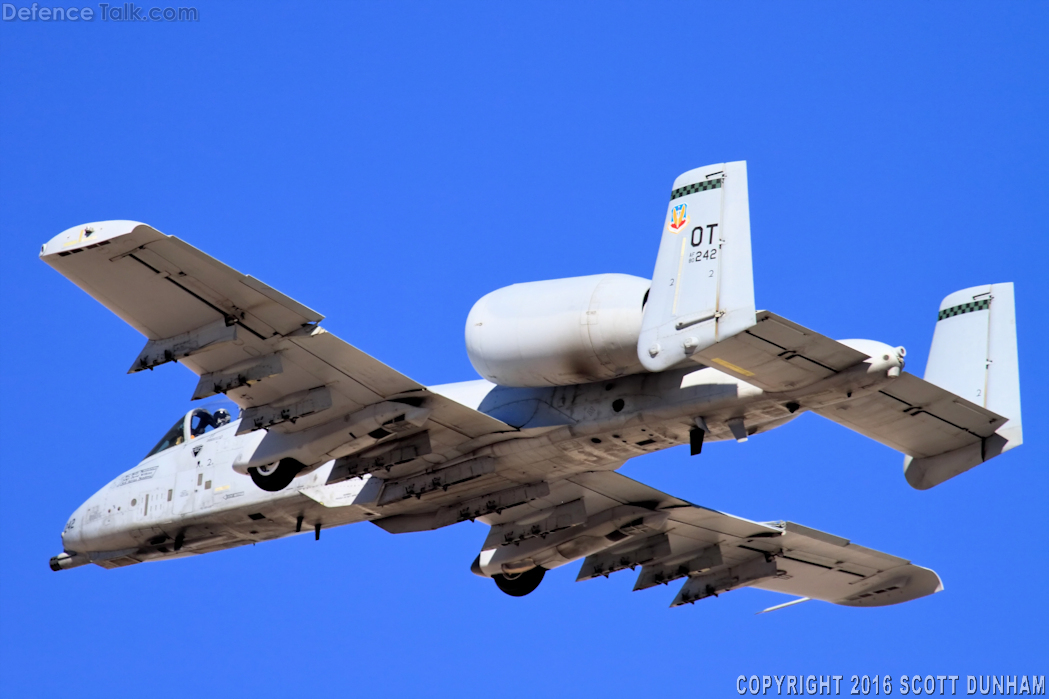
[[144, 406, 234, 459]]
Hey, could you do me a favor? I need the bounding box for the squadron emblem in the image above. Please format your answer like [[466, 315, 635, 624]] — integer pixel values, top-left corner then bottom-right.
[[668, 202, 689, 232]]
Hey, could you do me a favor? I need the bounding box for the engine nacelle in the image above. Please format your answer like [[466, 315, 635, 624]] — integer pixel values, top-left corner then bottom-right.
[[466, 274, 650, 387]]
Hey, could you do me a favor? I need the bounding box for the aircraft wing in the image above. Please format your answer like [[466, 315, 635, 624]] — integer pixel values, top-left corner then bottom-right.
[[41, 221, 515, 463], [470, 470, 942, 609]]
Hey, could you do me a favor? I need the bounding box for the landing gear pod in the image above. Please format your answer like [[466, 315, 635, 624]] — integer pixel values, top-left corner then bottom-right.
[[493, 566, 546, 597], [248, 458, 306, 492]]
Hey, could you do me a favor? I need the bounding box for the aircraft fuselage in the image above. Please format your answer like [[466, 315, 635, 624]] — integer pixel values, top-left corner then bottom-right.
[[56, 347, 903, 571]]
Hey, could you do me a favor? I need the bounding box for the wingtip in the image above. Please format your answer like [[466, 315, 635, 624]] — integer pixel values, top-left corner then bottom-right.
[[40, 220, 151, 259]]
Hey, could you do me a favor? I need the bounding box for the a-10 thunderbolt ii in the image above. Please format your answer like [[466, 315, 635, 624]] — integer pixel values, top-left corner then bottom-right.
[[44, 161, 1023, 612]]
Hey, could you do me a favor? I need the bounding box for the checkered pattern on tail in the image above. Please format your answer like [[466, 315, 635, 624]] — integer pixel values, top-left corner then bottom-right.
[[670, 178, 722, 201], [938, 298, 990, 321]]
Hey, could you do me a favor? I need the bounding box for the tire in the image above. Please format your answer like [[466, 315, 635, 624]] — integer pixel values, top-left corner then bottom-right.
[[248, 458, 304, 492], [493, 566, 546, 597]]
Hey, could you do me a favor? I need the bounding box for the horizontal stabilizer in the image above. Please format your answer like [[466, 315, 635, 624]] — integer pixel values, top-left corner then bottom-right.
[[815, 372, 1006, 459], [693, 311, 870, 392], [813, 283, 1022, 489]]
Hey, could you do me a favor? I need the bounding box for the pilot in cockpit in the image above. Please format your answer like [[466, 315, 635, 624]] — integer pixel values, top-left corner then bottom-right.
[[189, 408, 233, 438], [190, 410, 218, 438]]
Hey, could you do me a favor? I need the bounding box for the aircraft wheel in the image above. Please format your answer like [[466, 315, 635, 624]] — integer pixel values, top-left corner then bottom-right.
[[493, 566, 546, 597], [248, 458, 304, 492]]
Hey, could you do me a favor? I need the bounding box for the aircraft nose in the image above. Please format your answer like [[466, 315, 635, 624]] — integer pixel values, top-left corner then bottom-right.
[[59, 502, 88, 552], [52, 503, 91, 571]]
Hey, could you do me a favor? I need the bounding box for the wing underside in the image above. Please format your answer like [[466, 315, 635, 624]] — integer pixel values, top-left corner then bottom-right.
[[41, 221, 515, 471], [471, 470, 942, 609]]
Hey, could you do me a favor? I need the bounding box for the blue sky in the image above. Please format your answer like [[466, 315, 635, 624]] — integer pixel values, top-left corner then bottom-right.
[[1, 3, 1046, 697]]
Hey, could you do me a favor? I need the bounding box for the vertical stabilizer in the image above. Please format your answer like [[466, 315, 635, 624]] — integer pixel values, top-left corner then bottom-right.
[[637, 161, 756, 372], [904, 283, 1022, 489]]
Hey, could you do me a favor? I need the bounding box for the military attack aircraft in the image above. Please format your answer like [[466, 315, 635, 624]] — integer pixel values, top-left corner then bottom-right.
[[44, 162, 1022, 611]]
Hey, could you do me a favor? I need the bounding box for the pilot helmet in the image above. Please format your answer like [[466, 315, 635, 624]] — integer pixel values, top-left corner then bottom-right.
[[213, 409, 231, 426]]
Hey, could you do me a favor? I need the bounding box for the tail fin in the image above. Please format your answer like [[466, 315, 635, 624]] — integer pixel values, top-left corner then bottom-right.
[[637, 161, 756, 372], [904, 283, 1023, 489]]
